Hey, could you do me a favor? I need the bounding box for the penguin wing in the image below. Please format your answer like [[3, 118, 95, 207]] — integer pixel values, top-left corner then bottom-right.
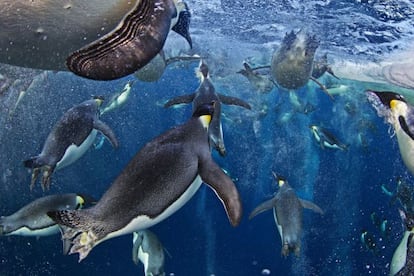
[[93, 120, 119, 149], [398, 115, 414, 141], [248, 198, 277, 220], [299, 199, 324, 215], [198, 157, 242, 227], [164, 94, 195, 108], [217, 94, 251, 110]]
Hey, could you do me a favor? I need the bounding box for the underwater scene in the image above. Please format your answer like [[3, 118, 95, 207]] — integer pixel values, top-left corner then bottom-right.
[[1, 0, 414, 275]]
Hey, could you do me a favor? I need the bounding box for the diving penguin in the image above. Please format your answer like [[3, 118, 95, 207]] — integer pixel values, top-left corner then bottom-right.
[[390, 210, 414, 275], [132, 230, 165, 276], [270, 30, 333, 99], [134, 50, 201, 82], [249, 172, 324, 256], [48, 102, 242, 262], [100, 80, 135, 116], [0, 0, 192, 81], [24, 97, 119, 191], [164, 60, 251, 156], [309, 124, 348, 151], [237, 62, 275, 94], [0, 193, 91, 237], [366, 90, 414, 176]]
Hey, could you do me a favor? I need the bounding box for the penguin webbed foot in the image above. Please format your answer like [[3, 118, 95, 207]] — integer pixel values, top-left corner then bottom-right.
[[29, 168, 40, 191], [69, 231, 96, 262]]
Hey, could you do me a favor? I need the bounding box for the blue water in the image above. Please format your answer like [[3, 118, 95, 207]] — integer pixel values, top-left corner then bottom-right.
[[1, 1, 414, 275]]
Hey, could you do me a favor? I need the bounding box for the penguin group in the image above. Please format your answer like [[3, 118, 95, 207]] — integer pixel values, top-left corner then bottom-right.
[[1, 0, 413, 275]]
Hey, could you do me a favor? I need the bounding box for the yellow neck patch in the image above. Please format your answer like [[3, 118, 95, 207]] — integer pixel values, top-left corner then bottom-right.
[[199, 114, 212, 129], [76, 195, 85, 208], [95, 98, 104, 107], [278, 179, 285, 187]]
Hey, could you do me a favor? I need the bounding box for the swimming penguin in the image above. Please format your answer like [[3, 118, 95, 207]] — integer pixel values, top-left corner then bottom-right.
[[0, 193, 91, 237], [382, 177, 414, 213], [270, 30, 333, 99], [309, 125, 348, 151], [24, 97, 119, 191], [237, 62, 275, 94], [100, 81, 135, 116], [390, 210, 414, 275], [132, 230, 165, 276], [370, 212, 391, 240], [164, 60, 251, 156], [47, 102, 242, 262], [366, 90, 414, 176], [360, 230, 379, 255], [311, 53, 340, 80], [0, 0, 192, 81], [134, 50, 201, 82], [249, 172, 324, 257]]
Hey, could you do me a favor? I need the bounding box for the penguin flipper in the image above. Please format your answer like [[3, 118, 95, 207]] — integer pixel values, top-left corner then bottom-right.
[[93, 120, 119, 149], [249, 198, 276, 220], [299, 199, 324, 215], [132, 232, 144, 265], [199, 157, 242, 227], [171, 2, 192, 48], [218, 94, 252, 110], [48, 210, 100, 262], [164, 94, 195, 108], [66, 0, 174, 80]]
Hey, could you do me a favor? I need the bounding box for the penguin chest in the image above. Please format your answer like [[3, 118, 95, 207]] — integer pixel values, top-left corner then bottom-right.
[[138, 246, 150, 274], [395, 128, 414, 175], [56, 129, 98, 170], [390, 230, 410, 275], [104, 175, 203, 241]]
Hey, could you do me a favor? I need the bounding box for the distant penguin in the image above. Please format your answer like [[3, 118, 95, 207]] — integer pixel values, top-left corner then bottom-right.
[[48, 102, 242, 262], [309, 124, 348, 151], [134, 50, 201, 82], [249, 172, 324, 256], [0, 193, 91, 237], [100, 81, 135, 116], [132, 230, 165, 276], [366, 90, 414, 176], [311, 53, 340, 80], [164, 60, 251, 156], [24, 97, 119, 191], [390, 210, 414, 275], [360, 230, 379, 255], [237, 62, 275, 94]]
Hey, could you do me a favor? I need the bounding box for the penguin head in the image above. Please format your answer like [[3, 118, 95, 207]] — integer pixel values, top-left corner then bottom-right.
[[272, 171, 287, 187], [76, 194, 97, 209], [75, 195, 85, 209], [193, 101, 215, 129], [196, 60, 210, 81], [93, 95, 105, 107], [366, 90, 406, 109]]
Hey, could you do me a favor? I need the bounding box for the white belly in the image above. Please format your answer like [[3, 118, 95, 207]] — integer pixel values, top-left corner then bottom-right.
[[138, 247, 150, 275], [102, 176, 203, 243], [396, 129, 414, 176], [56, 129, 98, 170], [390, 230, 411, 275], [8, 225, 59, 237]]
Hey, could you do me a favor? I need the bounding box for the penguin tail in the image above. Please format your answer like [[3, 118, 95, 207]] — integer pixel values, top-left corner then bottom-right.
[[23, 156, 43, 168], [47, 210, 100, 262]]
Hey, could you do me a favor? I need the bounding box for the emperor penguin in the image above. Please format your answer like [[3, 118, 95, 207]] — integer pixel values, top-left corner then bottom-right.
[[366, 90, 414, 176], [164, 60, 251, 156], [132, 230, 165, 276], [100, 80, 135, 116], [0, 0, 192, 81], [237, 62, 275, 94], [249, 172, 324, 256], [390, 210, 414, 275], [48, 102, 242, 262], [24, 97, 119, 191], [0, 193, 91, 237], [309, 124, 348, 151], [270, 30, 333, 99]]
